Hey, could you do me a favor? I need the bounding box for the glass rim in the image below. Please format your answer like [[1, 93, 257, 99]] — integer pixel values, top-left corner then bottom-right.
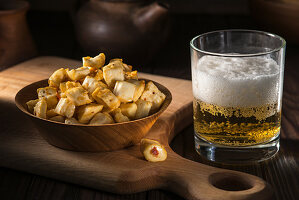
[[190, 29, 286, 57]]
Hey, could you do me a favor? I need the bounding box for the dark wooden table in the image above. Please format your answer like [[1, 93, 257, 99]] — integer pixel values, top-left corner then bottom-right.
[[0, 12, 298, 200]]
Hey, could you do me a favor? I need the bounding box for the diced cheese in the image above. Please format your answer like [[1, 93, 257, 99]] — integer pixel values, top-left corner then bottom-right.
[[54, 98, 76, 118], [113, 81, 136, 103]]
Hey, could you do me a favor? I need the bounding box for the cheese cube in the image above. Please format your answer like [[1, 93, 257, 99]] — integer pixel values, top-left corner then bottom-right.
[[67, 67, 90, 81], [34, 98, 47, 119], [49, 115, 65, 123], [89, 112, 114, 125], [128, 80, 145, 102], [82, 76, 107, 94], [77, 103, 104, 123], [60, 81, 82, 93], [37, 87, 58, 109], [120, 103, 137, 119], [92, 88, 120, 109], [65, 118, 81, 125], [49, 68, 66, 84], [66, 87, 92, 106], [48, 68, 67, 87], [94, 69, 103, 81], [140, 81, 166, 112], [113, 81, 136, 103], [83, 53, 105, 69], [125, 71, 138, 80], [102, 64, 124, 87], [46, 109, 58, 118], [112, 108, 130, 123], [109, 59, 132, 72], [26, 99, 39, 113], [55, 98, 76, 118], [135, 99, 152, 119]]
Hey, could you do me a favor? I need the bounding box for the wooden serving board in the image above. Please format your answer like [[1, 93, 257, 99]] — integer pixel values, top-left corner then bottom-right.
[[0, 57, 272, 200]]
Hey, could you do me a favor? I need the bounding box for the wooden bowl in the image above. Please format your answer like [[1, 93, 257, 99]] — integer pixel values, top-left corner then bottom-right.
[[15, 79, 172, 152], [249, 0, 299, 44]]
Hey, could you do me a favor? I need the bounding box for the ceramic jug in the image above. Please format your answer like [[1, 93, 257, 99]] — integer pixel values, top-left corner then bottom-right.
[[75, 0, 170, 65], [0, 0, 37, 69]]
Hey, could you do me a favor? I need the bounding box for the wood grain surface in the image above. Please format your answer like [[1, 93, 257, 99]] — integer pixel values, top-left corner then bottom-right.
[[0, 57, 274, 200]]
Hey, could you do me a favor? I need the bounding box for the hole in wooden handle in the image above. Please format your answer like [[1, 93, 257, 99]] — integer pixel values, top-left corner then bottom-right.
[[209, 172, 253, 191]]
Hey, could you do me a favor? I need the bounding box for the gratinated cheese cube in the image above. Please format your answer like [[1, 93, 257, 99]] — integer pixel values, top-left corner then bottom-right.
[[67, 67, 90, 81], [109, 59, 132, 72], [113, 81, 136, 103], [140, 81, 166, 112], [55, 98, 75, 118], [102, 64, 124, 87], [125, 71, 138, 80], [92, 88, 120, 109], [135, 99, 152, 119], [89, 112, 114, 125], [94, 69, 103, 81], [34, 98, 47, 119], [65, 118, 81, 125], [60, 81, 82, 93], [59, 82, 67, 93], [120, 103, 137, 119], [46, 109, 57, 118], [37, 87, 58, 109], [66, 87, 92, 106], [77, 103, 104, 123], [26, 99, 39, 113], [83, 53, 105, 69], [48, 68, 67, 87], [128, 80, 145, 102], [49, 115, 65, 123], [82, 76, 107, 94], [112, 108, 130, 123]]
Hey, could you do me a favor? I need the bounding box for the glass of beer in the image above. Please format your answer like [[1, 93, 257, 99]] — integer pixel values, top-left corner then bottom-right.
[[190, 30, 286, 163]]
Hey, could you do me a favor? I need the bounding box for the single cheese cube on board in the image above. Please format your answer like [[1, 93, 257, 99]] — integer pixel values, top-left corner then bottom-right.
[[55, 98, 76, 118], [113, 81, 136, 103]]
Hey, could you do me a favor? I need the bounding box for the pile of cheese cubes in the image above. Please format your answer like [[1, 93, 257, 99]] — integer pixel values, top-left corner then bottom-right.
[[26, 53, 166, 125]]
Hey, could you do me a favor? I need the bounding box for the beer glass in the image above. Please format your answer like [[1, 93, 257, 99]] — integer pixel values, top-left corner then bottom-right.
[[190, 30, 286, 163]]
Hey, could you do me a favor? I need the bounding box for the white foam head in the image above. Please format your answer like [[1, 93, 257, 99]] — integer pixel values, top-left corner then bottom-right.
[[192, 55, 280, 107]]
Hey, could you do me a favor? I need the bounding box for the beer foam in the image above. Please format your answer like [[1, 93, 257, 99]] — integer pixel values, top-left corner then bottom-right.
[[192, 56, 280, 107]]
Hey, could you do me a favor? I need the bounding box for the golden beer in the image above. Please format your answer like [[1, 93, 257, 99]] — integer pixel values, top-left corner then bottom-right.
[[193, 99, 281, 146]]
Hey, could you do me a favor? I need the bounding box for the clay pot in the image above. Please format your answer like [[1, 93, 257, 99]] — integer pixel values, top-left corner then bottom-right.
[[75, 0, 170, 65], [0, 0, 37, 69]]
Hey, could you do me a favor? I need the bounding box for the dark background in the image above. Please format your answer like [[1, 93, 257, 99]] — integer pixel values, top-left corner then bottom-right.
[[1, 0, 298, 200]]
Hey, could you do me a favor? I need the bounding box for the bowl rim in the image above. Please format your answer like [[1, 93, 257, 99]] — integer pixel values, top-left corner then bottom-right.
[[15, 78, 172, 127]]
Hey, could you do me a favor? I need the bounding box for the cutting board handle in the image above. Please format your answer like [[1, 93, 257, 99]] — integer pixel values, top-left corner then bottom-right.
[[158, 150, 273, 200]]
